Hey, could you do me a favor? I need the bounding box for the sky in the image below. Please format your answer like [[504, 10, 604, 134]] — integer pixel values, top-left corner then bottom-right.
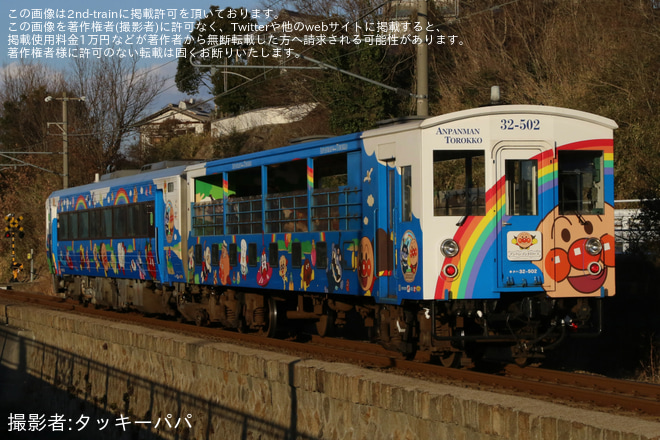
[[2, 0, 283, 112]]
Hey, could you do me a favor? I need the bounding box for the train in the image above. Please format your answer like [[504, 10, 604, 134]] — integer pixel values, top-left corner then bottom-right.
[[46, 104, 617, 366]]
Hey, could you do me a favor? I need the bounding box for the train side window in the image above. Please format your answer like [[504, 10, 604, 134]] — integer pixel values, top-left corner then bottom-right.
[[102, 208, 113, 238], [227, 167, 262, 235], [311, 152, 361, 231], [193, 174, 224, 236], [229, 243, 237, 266], [433, 150, 485, 216], [89, 209, 100, 239], [316, 242, 328, 269], [195, 244, 203, 265], [211, 243, 219, 266], [248, 242, 257, 267], [269, 242, 279, 267], [558, 151, 604, 215], [292, 242, 302, 268], [59, 213, 69, 241], [78, 211, 89, 239], [266, 160, 308, 233], [126, 204, 139, 237], [506, 160, 537, 216], [146, 202, 155, 237], [113, 206, 127, 238], [69, 212, 78, 240]]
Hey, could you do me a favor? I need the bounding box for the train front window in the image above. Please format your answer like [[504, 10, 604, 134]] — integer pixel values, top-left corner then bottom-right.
[[558, 151, 604, 215], [505, 160, 537, 216], [433, 150, 485, 216]]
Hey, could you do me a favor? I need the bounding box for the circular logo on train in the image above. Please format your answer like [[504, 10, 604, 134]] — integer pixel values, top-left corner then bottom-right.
[[400, 230, 419, 283]]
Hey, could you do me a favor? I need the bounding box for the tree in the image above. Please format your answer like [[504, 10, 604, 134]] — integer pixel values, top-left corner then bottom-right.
[[175, 6, 264, 114], [70, 53, 165, 173], [0, 62, 66, 151]]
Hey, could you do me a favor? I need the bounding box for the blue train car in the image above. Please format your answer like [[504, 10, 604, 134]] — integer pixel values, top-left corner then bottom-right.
[[46, 163, 191, 313], [47, 105, 617, 364]]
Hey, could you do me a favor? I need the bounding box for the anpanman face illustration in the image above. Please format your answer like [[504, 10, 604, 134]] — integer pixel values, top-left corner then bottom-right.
[[512, 232, 537, 250], [535, 205, 615, 295], [358, 237, 374, 293]]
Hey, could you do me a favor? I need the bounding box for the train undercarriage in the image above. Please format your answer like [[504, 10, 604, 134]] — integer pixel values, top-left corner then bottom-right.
[[55, 275, 603, 367]]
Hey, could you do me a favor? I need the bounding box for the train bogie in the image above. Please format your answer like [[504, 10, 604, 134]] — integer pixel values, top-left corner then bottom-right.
[[46, 106, 617, 364]]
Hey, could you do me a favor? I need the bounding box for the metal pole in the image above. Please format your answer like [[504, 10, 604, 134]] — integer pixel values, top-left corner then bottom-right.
[[417, 0, 429, 116], [62, 92, 68, 189], [46, 93, 84, 189]]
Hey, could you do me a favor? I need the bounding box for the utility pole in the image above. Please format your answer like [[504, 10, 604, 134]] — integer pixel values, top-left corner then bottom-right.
[[417, 0, 429, 117], [46, 92, 86, 189]]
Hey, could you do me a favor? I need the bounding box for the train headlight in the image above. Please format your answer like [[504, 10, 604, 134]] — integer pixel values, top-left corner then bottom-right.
[[585, 238, 602, 256], [441, 239, 459, 257]]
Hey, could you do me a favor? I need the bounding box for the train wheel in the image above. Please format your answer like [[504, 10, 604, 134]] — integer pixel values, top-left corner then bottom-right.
[[195, 310, 210, 327], [315, 309, 336, 337], [436, 351, 461, 368], [256, 296, 278, 338]]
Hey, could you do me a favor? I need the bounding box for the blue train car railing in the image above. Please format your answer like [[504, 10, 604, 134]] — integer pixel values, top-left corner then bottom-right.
[[266, 190, 308, 233], [311, 186, 362, 231]]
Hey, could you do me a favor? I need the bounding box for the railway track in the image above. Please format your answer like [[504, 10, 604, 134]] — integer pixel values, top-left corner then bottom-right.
[[2, 288, 659, 420]]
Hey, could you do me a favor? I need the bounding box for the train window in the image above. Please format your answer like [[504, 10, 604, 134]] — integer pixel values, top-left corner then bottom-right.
[[316, 241, 328, 269], [146, 202, 155, 237], [229, 243, 238, 266], [269, 242, 279, 267], [211, 243, 219, 266], [227, 167, 262, 235], [102, 208, 113, 238], [89, 209, 100, 239], [433, 150, 486, 216], [506, 160, 538, 216], [59, 213, 69, 241], [401, 166, 412, 222], [311, 153, 361, 231], [69, 212, 78, 240], [78, 211, 89, 239], [193, 174, 225, 236], [248, 242, 257, 267], [193, 199, 223, 236], [126, 204, 139, 237], [292, 242, 302, 268], [314, 153, 347, 188], [266, 160, 308, 233], [558, 151, 604, 215], [113, 206, 126, 237]]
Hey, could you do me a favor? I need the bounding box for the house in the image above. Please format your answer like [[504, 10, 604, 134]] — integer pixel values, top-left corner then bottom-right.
[[137, 99, 211, 148], [210, 103, 318, 137]]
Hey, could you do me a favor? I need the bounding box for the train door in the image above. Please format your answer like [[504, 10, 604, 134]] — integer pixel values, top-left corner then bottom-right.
[[50, 217, 59, 275], [495, 145, 550, 289], [374, 163, 397, 301], [153, 188, 167, 282]]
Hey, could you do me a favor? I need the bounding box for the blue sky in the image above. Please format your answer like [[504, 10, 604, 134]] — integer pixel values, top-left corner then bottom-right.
[[2, 1, 279, 112]]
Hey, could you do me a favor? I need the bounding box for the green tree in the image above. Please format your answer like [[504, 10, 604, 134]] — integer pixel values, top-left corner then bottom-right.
[[314, 43, 403, 133], [175, 6, 264, 114]]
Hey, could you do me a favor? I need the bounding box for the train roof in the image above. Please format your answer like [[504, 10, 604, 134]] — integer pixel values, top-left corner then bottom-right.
[[419, 105, 618, 130], [186, 131, 364, 174], [47, 164, 191, 199]]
